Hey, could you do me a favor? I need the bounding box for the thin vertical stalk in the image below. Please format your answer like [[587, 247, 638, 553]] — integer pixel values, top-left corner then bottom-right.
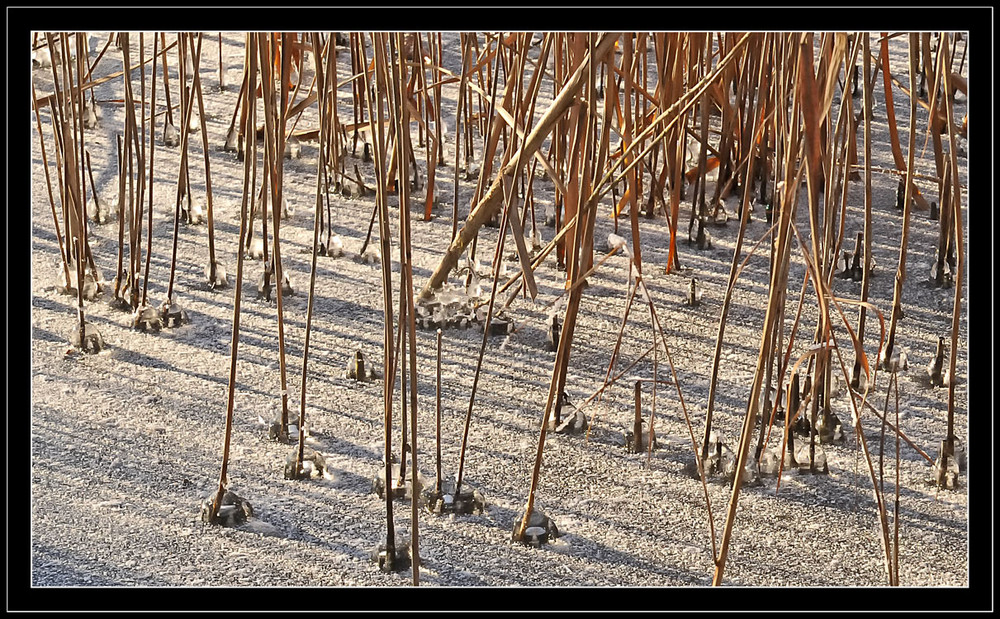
[[852, 33, 874, 390], [940, 32, 964, 480], [435, 329, 442, 495], [367, 31, 398, 570], [189, 33, 221, 284], [296, 32, 332, 472], [142, 33, 159, 307], [210, 32, 257, 521], [257, 33, 293, 438]]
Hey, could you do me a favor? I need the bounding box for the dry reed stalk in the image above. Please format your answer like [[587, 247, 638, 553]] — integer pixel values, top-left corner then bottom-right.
[[389, 31, 421, 585], [451, 33, 472, 241], [940, 32, 964, 485], [417, 34, 436, 221], [852, 32, 875, 390], [701, 32, 767, 461], [187, 33, 226, 288], [712, 35, 806, 584], [165, 39, 199, 310], [454, 34, 532, 497], [141, 33, 159, 307], [366, 32, 400, 571], [880, 35, 920, 370], [621, 34, 641, 271], [118, 33, 148, 311], [516, 34, 610, 541], [419, 33, 620, 301], [891, 371, 902, 584], [52, 32, 89, 341], [255, 33, 297, 440], [434, 329, 442, 495], [461, 32, 508, 270], [293, 33, 333, 477], [31, 79, 72, 289], [209, 32, 257, 522]]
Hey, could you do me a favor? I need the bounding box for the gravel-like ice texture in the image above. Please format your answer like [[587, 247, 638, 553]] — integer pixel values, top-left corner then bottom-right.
[[27, 31, 974, 600]]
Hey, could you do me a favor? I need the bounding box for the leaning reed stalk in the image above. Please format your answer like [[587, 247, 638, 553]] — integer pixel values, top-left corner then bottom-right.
[[518, 39, 610, 539], [701, 33, 766, 460], [712, 37, 804, 583], [453, 76, 521, 497], [419, 33, 620, 301], [881, 34, 920, 368], [788, 222, 896, 584], [31, 80, 72, 288], [210, 32, 257, 520]]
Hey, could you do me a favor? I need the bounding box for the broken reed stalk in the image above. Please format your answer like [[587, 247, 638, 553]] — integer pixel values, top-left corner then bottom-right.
[[881, 34, 920, 369], [211, 32, 257, 522], [632, 380, 643, 453]]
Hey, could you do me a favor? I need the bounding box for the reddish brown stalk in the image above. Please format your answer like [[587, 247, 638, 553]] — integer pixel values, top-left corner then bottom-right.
[[210, 33, 257, 521]]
